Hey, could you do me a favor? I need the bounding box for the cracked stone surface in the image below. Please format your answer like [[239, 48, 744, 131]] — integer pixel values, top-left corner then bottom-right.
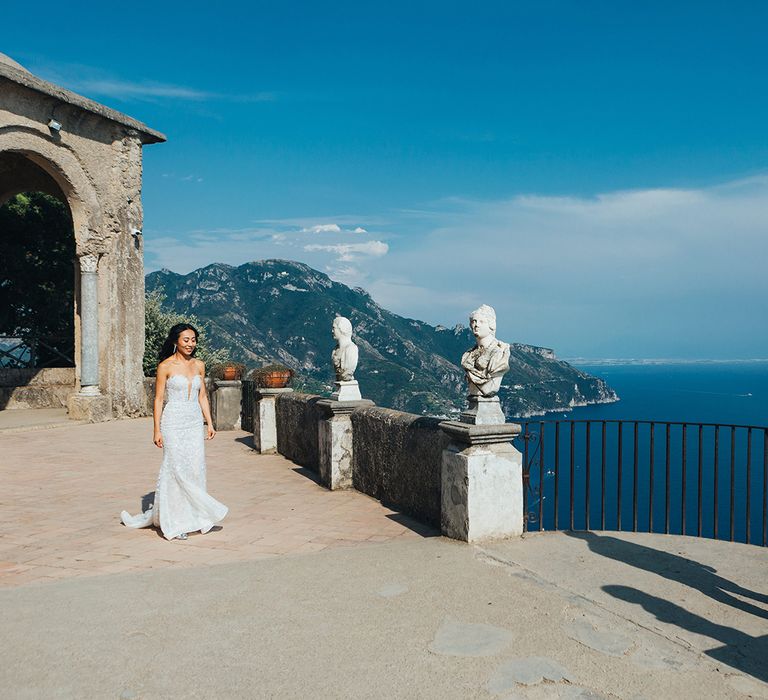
[[628, 643, 690, 671], [563, 618, 633, 657], [486, 656, 570, 693], [429, 618, 514, 657]]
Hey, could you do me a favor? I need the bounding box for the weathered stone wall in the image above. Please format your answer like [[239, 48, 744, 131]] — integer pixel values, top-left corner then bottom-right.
[[275, 392, 323, 472], [0, 368, 76, 409], [351, 407, 448, 528], [100, 130, 146, 418], [0, 64, 161, 418]]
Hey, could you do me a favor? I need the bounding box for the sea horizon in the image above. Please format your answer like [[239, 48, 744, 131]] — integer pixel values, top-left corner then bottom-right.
[[566, 357, 768, 367], [534, 360, 768, 428]]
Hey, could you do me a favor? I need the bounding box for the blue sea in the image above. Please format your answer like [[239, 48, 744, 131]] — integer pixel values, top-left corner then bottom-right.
[[550, 361, 768, 426], [513, 362, 768, 544]]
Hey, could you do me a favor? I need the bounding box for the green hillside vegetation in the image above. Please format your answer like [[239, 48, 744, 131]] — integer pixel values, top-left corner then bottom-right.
[[146, 260, 617, 418]]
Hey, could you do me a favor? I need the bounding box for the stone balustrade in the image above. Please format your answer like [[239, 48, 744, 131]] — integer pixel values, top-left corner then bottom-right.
[[251, 390, 524, 542], [351, 407, 448, 528], [275, 392, 323, 468]]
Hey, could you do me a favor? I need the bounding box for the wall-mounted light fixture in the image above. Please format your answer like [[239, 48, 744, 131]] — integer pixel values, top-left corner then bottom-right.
[[47, 118, 62, 132]]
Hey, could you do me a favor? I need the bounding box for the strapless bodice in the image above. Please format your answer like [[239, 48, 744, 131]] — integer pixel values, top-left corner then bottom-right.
[[166, 374, 201, 403]]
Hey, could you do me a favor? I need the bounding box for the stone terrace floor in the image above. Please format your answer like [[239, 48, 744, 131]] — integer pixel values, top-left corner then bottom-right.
[[1, 415, 768, 699], [0, 416, 428, 587]]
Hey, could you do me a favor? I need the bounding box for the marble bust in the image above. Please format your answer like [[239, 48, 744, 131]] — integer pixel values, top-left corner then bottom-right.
[[460, 304, 510, 397], [331, 316, 359, 382]]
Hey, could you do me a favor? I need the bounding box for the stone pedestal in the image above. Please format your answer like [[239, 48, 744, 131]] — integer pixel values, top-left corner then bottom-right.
[[253, 387, 294, 454], [331, 380, 362, 402], [461, 394, 506, 425], [211, 380, 242, 431], [317, 398, 374, 490], [67, 391, 112, 423], [438, 421, 523, 542]]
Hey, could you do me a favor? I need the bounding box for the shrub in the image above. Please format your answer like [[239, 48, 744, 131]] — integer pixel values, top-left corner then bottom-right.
[[143, 289, 228, 376]]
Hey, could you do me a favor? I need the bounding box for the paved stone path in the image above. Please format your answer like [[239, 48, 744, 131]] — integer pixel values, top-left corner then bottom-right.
[[2, 415, 767, 698], [0, 417, 429, 587], [3, 536, 766, 699]]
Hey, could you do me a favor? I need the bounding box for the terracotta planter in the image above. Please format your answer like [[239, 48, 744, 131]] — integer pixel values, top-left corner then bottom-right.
[[222, 366, 238, 381], [261, 370, 292, 388]]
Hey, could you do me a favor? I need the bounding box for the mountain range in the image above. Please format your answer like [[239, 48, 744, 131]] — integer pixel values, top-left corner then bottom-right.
[[146, 260, 618, 418]]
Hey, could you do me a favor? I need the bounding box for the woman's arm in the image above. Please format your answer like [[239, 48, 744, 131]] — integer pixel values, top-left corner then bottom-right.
[[197, 361, 216, 440], [153, 365, 168, 448]]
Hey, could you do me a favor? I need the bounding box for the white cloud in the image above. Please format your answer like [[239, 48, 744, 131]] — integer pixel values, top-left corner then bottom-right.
[[304, 241, 389, 262], [353, 226, 368, 233], [143, 175, 768, 357], [25, 59, 274, 103], [373, 175, 768, 356], [302, 224, 342, 233], [145, 224, 389, 281], [73, 79, 215, 101], [253, 214, 389, 228], [74, 79, 274, 103]]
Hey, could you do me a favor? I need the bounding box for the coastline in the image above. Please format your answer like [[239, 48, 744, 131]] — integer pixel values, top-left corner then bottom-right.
[[541, 361, 768, 426], [510, 393, 620, 420]]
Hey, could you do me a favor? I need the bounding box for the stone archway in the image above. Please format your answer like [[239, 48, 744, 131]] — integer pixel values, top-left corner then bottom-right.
[[0, 154, 77, 409], [0, 154, 76, 354], [0, 130, 109, 419], [0, 53, 165, 420], [0, 131, 103, 243]]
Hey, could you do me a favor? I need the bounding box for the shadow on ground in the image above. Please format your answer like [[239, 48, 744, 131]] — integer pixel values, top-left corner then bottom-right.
[[291, 466, 322, 485], [566, 530, 768, 619], [386, 512, 439, 537], [604, 584, 768, 683], [141, 491, 154, 512]]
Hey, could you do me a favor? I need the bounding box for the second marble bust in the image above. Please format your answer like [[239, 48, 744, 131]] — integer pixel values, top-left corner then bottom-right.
[[460, 304, 510, 397], [331, 316, 359, 382]]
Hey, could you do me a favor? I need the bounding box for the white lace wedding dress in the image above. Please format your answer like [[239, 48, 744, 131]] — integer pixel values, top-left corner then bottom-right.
[[121, 374, 228, 540]]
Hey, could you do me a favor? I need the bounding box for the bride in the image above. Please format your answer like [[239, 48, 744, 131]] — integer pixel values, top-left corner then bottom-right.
[[121, 323, 228, 540]]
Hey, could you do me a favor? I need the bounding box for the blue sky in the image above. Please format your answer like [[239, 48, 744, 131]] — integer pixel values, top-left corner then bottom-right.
[[4, 1, 767, 358]]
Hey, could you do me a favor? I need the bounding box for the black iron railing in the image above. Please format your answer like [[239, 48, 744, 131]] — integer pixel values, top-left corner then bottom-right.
[[515, 420, 768, 547], [0, 336, 74, 368]]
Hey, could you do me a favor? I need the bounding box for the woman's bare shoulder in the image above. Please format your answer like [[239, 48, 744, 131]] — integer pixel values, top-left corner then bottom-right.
[[194, 358, 206, 374], [156, 358, 173, 375]]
